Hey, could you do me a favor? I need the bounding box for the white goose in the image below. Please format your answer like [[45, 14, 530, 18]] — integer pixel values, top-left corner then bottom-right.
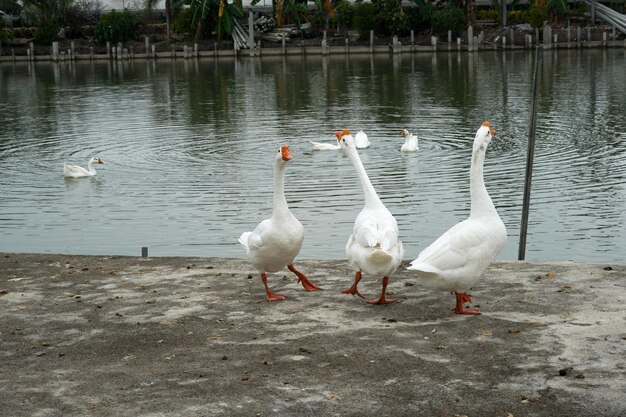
[[400, 129, 419, 152], [354, 130, 371, 149], [63, 157, 103, 178], [309, 140, 340, 151], [407, 122, 507, 314], [239, 145, 322, 301], [336, 129, 404, 304]]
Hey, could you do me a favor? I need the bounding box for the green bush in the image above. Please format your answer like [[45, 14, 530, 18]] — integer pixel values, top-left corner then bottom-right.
[[478, 9, 499, 22], [507, 10, 528, 24], [173, 9, 193, 36], [352, 2, 377, 35], [406, 0, 435, 32], [569, 2, 588, 14], [528, 3, 548, 28], [432, 5, 465, 37], [12, 27, 37, 38], [95, 9, 135, 43], [34, 20, 59, 43], [334, 0, 354, 31], [81, 25, 95, 37], [0, 20, 8, 43]]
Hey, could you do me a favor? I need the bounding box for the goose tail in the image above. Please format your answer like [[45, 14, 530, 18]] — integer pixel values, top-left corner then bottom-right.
[[238, 232, 251, 253]]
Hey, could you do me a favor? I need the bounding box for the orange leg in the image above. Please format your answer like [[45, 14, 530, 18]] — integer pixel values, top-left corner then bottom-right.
[[261, 273, 286, 302], [288, 264, 322, 292], [342, 271, 365, 299], [454, 292, 480, 315], [368, 276, 397, 305]]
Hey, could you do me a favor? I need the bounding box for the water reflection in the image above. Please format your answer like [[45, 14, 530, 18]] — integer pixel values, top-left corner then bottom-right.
[[0, 49, 624, 261]]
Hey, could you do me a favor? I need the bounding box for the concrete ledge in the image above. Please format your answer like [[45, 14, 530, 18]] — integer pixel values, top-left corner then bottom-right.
[[0, 253, 624, 416], [1, 40, 624, 63]]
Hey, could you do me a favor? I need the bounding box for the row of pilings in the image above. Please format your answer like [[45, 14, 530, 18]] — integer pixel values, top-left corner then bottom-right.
[[1, 24, 625, 63]]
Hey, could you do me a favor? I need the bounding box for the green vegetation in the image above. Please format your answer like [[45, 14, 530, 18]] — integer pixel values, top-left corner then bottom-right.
[[432, 4, 465, 36], [174, 0, 244, 39], [94, 8, 135, 42], [0, 0, 610, 47]]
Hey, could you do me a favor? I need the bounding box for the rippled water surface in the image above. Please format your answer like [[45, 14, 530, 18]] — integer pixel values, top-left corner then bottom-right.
[[1, 50, 625, 261]]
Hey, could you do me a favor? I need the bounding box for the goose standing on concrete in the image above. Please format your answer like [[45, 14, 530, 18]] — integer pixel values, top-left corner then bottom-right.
[[407, 122, 506, 314], [400, 129, 419, 152], [239, 145, 322, 301], [336, 129, 404, 304], [63, 157, 103, 178]]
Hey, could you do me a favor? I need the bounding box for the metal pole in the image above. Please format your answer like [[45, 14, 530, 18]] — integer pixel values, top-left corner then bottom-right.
[[518, 45, 543, 261]]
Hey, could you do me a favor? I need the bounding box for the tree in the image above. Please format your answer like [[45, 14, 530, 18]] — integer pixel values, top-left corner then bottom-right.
[[174, 0, 244, 39], [22, 0, 73, 42]]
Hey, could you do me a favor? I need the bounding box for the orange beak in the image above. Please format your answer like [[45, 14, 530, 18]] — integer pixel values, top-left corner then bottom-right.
[[335, 131, 342, 141], [490, 128, 496, 136], [97, 158, 104, 164], [280, 145, 292, 161], [400, 130, 406, 137]]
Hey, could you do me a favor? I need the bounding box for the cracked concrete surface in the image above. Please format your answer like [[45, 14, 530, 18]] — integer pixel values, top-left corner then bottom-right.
[[1, 253, 625, 416]]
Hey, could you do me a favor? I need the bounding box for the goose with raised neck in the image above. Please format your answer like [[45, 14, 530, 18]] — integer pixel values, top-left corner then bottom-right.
[[407, 121, 507, 315], [239, 145, 322, 301], [400, 129, 419, 152], [336, 129, 404, 305]]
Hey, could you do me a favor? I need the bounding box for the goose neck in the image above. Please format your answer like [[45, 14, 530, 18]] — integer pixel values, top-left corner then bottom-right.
[[347, 147, 383, 208], [272, 161, 290, 218], [469, 147, 496, 218]]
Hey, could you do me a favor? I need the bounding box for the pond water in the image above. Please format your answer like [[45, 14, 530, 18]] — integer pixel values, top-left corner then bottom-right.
[[0, 49, 625, 262]]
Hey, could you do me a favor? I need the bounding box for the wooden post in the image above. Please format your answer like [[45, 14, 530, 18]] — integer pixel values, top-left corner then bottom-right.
[[145, 36, 149, 54], [567, 25, 571, 47], [431, 36, 437, 51], [89, 46, 94, 60], [70, 41, 75, 60], [519, 45, 543, 261], [194, 43, 198, 58], [457, 37, 461, 51], [411, 30, 415, 46], [29, 42, 34, 61], [248, 10, 254, 57], [468, 25, 473, 51], [591, 0, 596, 24], [543, 25, 551, 49], [509, 28, 514, 47], [106, 41, 111, 59], [602, 32, 607, 47], [370, 30, 374, 53], [535, 28, 539, 45], [151, 44, 156, 59], [282, 34, 286, 55], [577, 26, 582, 48], [52, 41, 59, 62]]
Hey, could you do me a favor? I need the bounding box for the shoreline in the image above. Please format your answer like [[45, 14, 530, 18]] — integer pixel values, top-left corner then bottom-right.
[[1, 252, 625, 416], [2, 29, 625, 63]]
